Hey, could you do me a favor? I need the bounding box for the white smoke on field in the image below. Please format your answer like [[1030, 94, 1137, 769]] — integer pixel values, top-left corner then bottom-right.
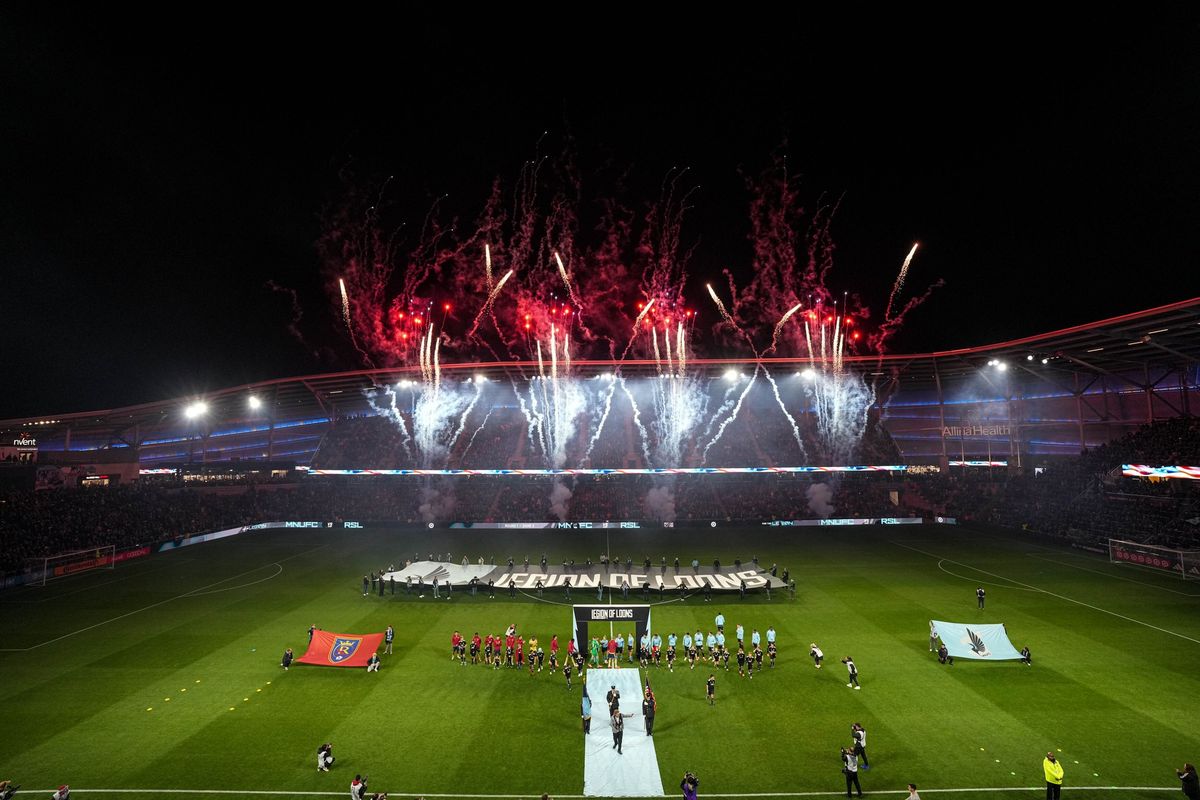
[[806, 482, 835, 518], [644, 485, 676, 522], [549, 480, 573, 521], [418, 485, 456, 523]]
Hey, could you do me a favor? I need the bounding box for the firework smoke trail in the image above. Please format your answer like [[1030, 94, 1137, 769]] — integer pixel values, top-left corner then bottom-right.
[[363, 383, 415, 460], [707, 282, 758, 353], [460, 408, 494, 464], [800, 311, 875, 465], [618, 299, 656, 362], [706, 283, 734, 326], [699, 382, 740, 443], [448, 378, 484, 459], [766, 301, 804, 356], [400, 324, 475, 467], [583, 376, 617, 464], [517, 325, 587, 470], [620, 376, 652, 466], [554, 251, 582, 309], [763, 366, 805, 458], [649, 323, 704, 467], [338, 277, 375, 367], [884, 242, 919, 321], [702, 365, 759, 465], [467, 268, 514, 339]]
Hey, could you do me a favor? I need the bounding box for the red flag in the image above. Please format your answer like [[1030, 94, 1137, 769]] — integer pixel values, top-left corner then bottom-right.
[[296, 630, 385, 668]]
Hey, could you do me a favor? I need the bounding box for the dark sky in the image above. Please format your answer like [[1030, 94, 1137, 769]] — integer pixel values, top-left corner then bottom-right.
[[2, 8, 1199, 419]]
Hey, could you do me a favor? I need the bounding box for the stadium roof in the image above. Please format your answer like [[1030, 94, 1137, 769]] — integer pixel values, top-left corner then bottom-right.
[[3, 297, 1198, 446]]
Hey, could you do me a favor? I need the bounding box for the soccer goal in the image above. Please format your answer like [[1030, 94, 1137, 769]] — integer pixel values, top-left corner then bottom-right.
[[26, 545, 117, 586], [1108, 539, 1200, 581]]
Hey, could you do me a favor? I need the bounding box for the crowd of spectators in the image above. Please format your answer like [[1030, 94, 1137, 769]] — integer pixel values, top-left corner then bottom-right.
[[4, 418, 1198, 577], [920, 419, 1200, 550]]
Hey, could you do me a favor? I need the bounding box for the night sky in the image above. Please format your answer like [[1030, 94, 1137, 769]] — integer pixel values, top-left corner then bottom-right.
[[3, 9, 1198, 419]]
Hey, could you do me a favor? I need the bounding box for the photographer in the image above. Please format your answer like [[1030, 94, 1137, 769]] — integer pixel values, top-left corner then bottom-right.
[[840, 748, 862, 798], [0, 780, 18, 800], [680, 772, 698, 800], [1177, 763, 1199, 800], [317, 743, 334, 772]]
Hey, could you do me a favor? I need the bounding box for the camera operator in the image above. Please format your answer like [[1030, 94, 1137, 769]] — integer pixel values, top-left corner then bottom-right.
[[680, 772, 698, 800], [840, 747, 862, 798]]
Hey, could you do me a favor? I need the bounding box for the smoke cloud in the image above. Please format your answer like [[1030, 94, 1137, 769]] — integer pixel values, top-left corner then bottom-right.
[[806, 482, 835, 518]]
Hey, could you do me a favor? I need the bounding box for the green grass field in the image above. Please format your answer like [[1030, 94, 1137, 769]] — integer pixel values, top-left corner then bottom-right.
[[2, 524, 1198, 799]]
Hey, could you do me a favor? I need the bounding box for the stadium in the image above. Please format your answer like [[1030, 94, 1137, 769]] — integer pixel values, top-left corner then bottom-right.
[[2, 297, 1198, 799]]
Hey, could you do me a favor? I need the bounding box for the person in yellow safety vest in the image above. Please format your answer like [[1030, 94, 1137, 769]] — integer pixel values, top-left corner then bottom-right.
[[1043, 751, 1064, 800]]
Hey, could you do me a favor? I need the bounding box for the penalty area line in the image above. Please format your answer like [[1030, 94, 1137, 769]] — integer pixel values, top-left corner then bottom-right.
[[0, 546, 325, 653], [894, 541, 1200, 646], [17, 788, 1180, 797]]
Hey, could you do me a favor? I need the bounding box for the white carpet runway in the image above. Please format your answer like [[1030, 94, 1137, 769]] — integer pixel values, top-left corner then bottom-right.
[[583, 668, 665, 797]]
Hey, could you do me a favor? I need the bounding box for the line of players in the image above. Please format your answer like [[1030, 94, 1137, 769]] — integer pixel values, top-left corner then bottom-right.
[[448, 624, 779, 681]]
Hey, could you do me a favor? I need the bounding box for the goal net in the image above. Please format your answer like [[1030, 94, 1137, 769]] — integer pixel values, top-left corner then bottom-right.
[[1108, 539, 1200, 581], [26, 545, 117, 587]]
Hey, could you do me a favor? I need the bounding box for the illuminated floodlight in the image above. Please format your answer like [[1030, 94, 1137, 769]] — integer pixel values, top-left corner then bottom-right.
[[723, 369, 740, 382], [1026, 354, 1034, 361], [995, 361, 1008, 372], [473, 375, 487, 383], [398, 380, 413, 389], [800, 368, 817, 380], [247, 396, 262, 410], [184, 402, 208, 420], [1041, 358, 1049, 365]]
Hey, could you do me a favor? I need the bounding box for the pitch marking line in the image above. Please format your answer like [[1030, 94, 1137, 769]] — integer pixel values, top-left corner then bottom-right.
[[893, 541, 1200, 646], [17, 787, 1179, 797], [0, 546, 325, 653], [183, 564, 285, 597], [935, 560, 1041, 592], [0, 559, 198, 604], [1023, 553, 1200, 597]]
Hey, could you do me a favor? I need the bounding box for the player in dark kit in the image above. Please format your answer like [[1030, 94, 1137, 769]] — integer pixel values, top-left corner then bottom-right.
[[977, 586, 986, 609], [706, 674, 717, 705], [563, 659, 573, 690], [736, 647, 747, 676], [767, 641, 777, 668], [281, 647, 294, 670], [754, 645, 764, 671], [666, 644, 676, 672], [470, 633, 481, 664]]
